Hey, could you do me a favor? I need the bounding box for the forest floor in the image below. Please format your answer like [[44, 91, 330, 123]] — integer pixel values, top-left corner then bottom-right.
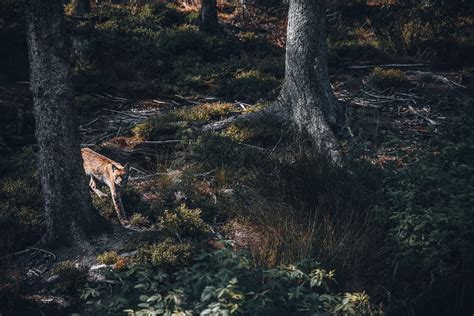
[[1, 2, 473, 315]]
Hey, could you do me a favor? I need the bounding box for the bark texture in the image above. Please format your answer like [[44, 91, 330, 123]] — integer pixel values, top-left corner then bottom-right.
[[69, 0, 91, 16], [278, 0, 342, 162], [199, 0, 220, 33], [26, 0, 107, 248]]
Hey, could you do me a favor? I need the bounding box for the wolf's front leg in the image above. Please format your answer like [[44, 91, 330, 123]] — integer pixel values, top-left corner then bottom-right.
[[111, 190, 128, 225]]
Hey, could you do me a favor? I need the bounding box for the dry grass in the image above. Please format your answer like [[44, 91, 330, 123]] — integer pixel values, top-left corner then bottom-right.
[[217, 152, 388, 293]]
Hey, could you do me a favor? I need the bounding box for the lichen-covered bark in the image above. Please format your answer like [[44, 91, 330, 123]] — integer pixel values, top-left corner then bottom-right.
[[278, 0, 342, 162], [199, 0, 220, 33], [26, 0, 107, 248]]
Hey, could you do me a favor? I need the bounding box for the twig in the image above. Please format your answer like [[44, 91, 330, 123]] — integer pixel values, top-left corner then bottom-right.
[[12, 247, 56, 261], [175, 94, 199, 105], [79, 117, 100, 128], [362, 90, 416, 103], [348, 63, 427, 69], [130, 166, 146, 174], [408, 105, 438, 125], [143, 140, 181, 144]]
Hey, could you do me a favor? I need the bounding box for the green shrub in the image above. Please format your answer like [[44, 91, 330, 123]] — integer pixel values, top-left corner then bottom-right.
[[133, 103, 237, 140], [132, 113, 182, 139], [83, 247, 381, 315], [53, 261, 88, 294], [138, 3, 185, 27], [184, 11, 199, 24], [129, 213, 151, 228], [157, 25, 239, 60], [132, 238, 193, 270], [379, 134, 474, 311], [158, 204, 210, 238], [368, 67, 409, 88], [97, 251, 121, 265]]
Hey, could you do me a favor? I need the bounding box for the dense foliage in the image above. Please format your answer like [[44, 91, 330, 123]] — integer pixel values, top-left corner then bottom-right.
[[83, 245, 381, 315]]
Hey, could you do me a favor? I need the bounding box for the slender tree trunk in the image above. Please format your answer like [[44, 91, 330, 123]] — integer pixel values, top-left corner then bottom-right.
[[278, 0, 342, 162], [69, 0, 91, 16], [199, 0, 220, 33], [26, 0, 107, 248]]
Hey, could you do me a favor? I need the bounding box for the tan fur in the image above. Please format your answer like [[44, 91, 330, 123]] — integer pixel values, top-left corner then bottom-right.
[[81, 148, 130, 224]]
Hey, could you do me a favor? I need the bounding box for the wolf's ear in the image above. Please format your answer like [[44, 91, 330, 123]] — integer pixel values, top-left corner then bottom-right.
[[124, 163, 131, 172], [112, 164, 121, 172]]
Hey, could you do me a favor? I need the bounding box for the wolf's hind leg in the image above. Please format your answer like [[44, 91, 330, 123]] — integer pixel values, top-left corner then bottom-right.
[[89, 177, 108, 198]]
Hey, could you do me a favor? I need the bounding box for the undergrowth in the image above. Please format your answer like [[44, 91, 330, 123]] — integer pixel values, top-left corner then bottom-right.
[[1, 2, 472, 315], [82, 245, 382, 315]]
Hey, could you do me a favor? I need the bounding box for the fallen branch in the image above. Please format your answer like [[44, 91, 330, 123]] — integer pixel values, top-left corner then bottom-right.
[[408, 105, 438, 125], [11, 247, 57, 261], [348, 63, 427, 69], [362, 90, 416, 104], [406, 71, 468, 89], [143, 140, 181, 144], [175, 94, 199, 105]]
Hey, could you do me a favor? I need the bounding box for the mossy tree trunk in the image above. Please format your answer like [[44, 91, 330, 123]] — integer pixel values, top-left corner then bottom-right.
[[69, 0, 91, 16], [199, 0, 220, 33], [278, 0, 342, 162], [26, 0, 108, 248]]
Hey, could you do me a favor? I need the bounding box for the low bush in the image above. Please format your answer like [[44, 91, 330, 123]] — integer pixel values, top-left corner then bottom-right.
[[137, 2, 185, 27], [97, 251, 121, 265], [132, 103, 237, 140], [82, 246, 382, 315], [378, 129, 474, 314], [53, 261, 88, 294], [132, 238, 194, 271], [132, 113, 182, 140], [158, 204, 211, 239], [129, 213, 151, 228], [368, 67, 409, 88]]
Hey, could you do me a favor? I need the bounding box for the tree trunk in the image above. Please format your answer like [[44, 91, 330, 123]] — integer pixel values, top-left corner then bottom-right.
[[199, 0, 220, 33], [278, 0, 342, 162], [69, 0, 91, 16], [26, 0, 107, 248]]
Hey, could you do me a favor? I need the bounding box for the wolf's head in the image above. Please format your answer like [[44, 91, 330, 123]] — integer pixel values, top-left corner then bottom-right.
[[112, 163, 130, 189]]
